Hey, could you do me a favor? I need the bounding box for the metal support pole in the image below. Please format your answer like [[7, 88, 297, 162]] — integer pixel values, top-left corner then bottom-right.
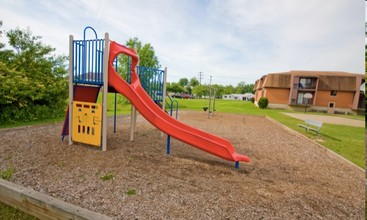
[[166, 135, 171, 155], [213, 89, 216, 117], [129, 105, 136, 141], [133, 106, 137, 132], [235, 161, 239, 169], [68, 35, 74, 146], [208, 87, 211, 119], [162, 67, 167, 112], [161, 67, 167, 137], [208, 76, 212, 119], [101, 33, 109, 151], [114, 92, 117, 133]]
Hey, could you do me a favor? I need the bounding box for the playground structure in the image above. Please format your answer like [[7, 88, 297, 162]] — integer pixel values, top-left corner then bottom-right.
[[61, 27, 172, 148], [61, 27, 250, 168]]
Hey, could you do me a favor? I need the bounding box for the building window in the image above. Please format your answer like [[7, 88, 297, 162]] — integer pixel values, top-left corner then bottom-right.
[[328, 102, 335, 108], [297, 93, 304, 104], [299, 78, 312, 89], [330, 90, 337, 96]]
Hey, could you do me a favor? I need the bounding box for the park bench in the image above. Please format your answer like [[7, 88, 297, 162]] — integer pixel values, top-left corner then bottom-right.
[[298, 119, 323, 136]]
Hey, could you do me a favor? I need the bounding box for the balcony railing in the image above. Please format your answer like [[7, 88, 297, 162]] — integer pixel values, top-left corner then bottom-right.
[[293, 84, 316, 90]]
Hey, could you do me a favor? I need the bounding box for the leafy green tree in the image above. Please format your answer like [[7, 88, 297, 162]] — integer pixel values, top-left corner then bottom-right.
[[0, 21, 4, 49], [166, 82, 184, 93], [117, 37, 160, 80], [0, 26, 67, 124], [178, 77, 191, 93], [178, 77, 189, 87], [189, 77, 199, 87], [185, 77, 200, 95], [235, 81, 254, 94], [192, 84, 208, 98], [211, 84, 224, 98], [223, 85, 235, 95]]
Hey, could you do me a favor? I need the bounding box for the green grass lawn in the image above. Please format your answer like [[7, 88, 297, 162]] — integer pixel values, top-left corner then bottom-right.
[[0, 203, 38, 220], [173, 98, 365, 168]]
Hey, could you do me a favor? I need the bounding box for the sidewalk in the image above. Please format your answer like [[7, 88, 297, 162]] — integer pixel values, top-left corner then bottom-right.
[[282, 113, 365, 127]]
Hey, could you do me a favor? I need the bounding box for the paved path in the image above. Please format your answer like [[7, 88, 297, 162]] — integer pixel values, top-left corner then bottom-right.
[[282, 113, 365, 127]]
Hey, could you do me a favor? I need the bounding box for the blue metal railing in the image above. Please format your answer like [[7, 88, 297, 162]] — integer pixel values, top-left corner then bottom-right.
[[138, 66, 164, 102], [165, 93, 178, 156], [126, 63, 165, 102], [72, 26, 104, 85], [165, 93, 179, 119]]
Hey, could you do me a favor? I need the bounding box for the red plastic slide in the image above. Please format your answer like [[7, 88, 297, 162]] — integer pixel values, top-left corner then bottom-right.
[[108, 41, 250, 164]]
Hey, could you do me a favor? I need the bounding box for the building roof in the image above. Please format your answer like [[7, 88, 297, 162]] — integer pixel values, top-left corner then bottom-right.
[[256, 70, 364, 91], [273, 70, 363, 77]]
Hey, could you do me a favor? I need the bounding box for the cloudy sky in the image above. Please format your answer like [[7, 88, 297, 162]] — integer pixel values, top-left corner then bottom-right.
[[0, 0, 364, 85]]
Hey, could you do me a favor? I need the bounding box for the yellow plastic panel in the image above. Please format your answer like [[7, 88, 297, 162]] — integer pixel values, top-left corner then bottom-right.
[[72, 101, 102, 146]]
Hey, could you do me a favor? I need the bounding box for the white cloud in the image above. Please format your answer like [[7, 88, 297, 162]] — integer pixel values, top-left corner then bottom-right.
[[0, 0, 364, 85]]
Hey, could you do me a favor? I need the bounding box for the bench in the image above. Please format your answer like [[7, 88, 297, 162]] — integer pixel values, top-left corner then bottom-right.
[[298, 119, 322, 136]]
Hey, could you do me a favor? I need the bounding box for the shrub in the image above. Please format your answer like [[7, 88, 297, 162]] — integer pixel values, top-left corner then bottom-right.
[[258, 97, 269, 109], [250, 97, 255, 103], [0, 27, 68, 125]]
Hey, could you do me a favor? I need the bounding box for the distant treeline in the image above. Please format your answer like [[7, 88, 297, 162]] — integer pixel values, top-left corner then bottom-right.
[[167, 77, 254, 97]]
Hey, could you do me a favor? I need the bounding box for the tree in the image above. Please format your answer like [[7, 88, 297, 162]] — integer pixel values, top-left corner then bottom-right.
[[126, 37, 160, 69], [189, 77, 199, 87], [178, 77, 190, 93], [234, 81, 254, 94], [178, 77, 189, 87], [166, 82, 184, 93], [0, 21, 4, 49], [211, 84, 224, 98], [223, 85, 235, 95], [116, 37, 160, 84], [0, 26, 67, 124], [192, 85, 208, 98]]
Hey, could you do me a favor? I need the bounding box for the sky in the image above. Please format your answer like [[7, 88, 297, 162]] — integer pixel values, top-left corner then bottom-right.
[[0, 0, 365, 86]]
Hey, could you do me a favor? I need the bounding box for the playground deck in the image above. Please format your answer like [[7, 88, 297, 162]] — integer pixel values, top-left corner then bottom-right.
[[0, 111, 364, 219]]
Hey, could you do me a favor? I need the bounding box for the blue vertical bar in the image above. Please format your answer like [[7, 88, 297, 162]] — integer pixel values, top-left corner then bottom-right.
[[91, 40, 95, 83], [78, 43, 84, 80], [166, 135, 171, 155], [100, 39, 104, 84], [72, 41, 75, 83], [235, 161, 239, 169], [114, 92, 117, 133], [88, 40, 91, 81], [98, 39, 102, 83], [82, 40, 86, 81]]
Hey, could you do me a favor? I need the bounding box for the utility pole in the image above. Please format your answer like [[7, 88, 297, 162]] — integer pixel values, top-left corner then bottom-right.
[[198, 71, 204, 85]]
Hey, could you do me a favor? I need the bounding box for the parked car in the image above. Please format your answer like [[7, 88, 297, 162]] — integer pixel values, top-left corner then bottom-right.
[[170, 93, 193, 99], [181, 94, 193, 99], [171, 93, 182, 98]]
